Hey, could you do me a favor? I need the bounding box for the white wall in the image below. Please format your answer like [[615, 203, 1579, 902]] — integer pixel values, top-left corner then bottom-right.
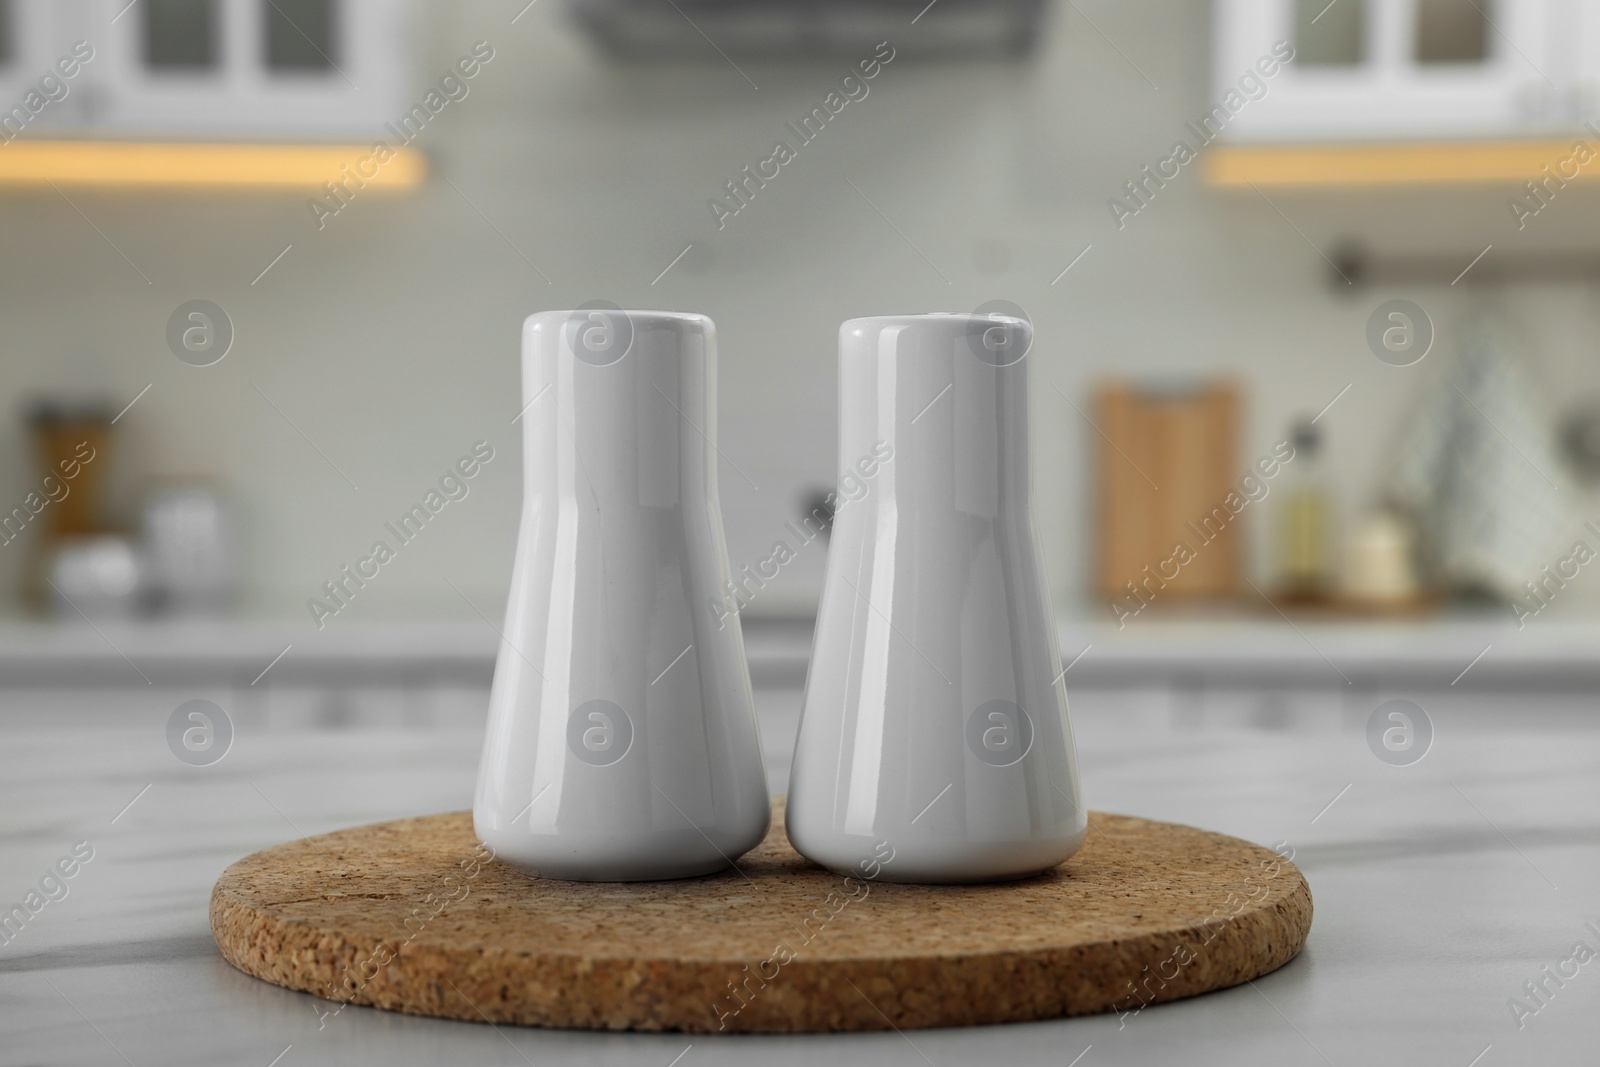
[[3, 0, 1599, 629]]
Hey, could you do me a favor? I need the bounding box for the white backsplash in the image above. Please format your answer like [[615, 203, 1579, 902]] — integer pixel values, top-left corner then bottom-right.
[[4, 0, 1600, 625]]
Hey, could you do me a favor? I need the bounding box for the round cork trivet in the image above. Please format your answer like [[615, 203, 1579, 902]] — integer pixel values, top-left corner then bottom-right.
[[210, 800, 1311, 1033]]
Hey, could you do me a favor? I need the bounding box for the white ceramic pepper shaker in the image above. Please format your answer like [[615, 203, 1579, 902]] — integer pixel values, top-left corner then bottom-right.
[[474, 309, 769, 881], [786, 313, 1086, 883]]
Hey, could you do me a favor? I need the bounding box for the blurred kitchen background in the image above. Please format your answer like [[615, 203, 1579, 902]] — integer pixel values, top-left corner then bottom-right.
[[7, 0, 1600, 747]]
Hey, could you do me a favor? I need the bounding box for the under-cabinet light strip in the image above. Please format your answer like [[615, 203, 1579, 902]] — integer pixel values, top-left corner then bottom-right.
[[0, 140, 427, 188]]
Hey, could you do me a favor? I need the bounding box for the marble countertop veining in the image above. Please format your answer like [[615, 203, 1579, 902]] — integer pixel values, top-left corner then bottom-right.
[[2, 684, 1598, 1067]]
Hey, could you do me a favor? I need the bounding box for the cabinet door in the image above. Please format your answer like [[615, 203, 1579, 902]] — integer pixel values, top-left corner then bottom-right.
[[0, 0, 91, 130], [0, 0, 410, 137], [1574, 0, 1600, 115], [1215, 0, 1570, 140]]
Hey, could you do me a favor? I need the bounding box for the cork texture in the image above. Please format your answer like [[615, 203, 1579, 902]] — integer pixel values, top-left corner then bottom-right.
[[210, 800, 1312, 1032]]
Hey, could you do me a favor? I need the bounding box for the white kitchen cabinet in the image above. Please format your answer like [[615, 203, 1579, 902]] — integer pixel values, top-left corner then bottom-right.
[[1214, 0, 1586, 140], [0, 0, 409, 137]]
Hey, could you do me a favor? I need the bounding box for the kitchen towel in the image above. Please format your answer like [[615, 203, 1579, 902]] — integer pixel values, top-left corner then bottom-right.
[[1387, 306, 1575, 601]]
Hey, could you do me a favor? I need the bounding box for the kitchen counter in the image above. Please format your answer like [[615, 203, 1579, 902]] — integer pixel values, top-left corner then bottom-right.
[[2, 679, 1596, 1066], [1, 608, 1596, 690]]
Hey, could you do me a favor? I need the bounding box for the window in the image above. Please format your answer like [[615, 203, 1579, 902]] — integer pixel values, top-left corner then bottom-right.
[[1295, 0, 1365, 67], [1414, 0, 1489, 64], [265, 0, 336, 71], [145, 0, 219, 70]]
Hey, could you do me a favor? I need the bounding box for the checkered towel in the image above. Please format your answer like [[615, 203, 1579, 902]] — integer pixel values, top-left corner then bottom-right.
[[1387, 307, 1575, 600]]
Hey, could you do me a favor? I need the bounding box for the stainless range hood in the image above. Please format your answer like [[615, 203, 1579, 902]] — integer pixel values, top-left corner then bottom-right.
[[564, 0, 1050, 58]]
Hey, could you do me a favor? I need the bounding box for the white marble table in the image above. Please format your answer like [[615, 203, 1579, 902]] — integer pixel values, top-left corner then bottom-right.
[[2, 681, 1597, 1067]]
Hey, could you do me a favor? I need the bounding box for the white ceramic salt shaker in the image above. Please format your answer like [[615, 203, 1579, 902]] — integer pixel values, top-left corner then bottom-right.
[[786, 313, 1086, 883], [474, 309, 770, 881]]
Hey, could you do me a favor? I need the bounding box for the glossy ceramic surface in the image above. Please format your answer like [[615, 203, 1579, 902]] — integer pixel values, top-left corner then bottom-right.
[[786, 313, 1086, 883], [474, 309, 769, 881]]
